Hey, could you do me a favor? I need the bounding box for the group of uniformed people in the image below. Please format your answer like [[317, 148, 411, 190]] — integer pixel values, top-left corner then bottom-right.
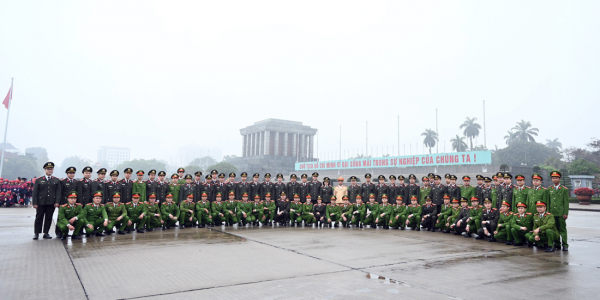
[[31, 162, 569, 252]]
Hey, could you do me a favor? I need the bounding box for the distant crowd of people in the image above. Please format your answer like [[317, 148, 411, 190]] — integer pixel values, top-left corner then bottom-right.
[[0, 177, 33, 207]]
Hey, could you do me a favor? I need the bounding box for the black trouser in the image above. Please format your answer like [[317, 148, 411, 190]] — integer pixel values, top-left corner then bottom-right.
[[453, 219, 468, 233], [421, 216, 437, 230], [35, 205, 55, 234], [274, 212, 289, 223], [477, 221, 497, 238]]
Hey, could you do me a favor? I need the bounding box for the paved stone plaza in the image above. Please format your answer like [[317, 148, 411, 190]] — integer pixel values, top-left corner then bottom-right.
[[1, 208, 597, 300]]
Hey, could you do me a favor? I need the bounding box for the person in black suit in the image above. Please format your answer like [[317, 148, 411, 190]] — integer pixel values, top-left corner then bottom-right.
[[90, 168, 107, 204], [32, 162, 62, 240]]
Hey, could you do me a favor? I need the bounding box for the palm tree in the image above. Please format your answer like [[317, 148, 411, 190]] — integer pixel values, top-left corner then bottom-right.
[[512, 120, 539, 142], [421, 129, 438, 154], [545, 138, 563, 151], [459, 117, 481, 150], [504, 131, 517, 145], [450, 135, 467, 152]]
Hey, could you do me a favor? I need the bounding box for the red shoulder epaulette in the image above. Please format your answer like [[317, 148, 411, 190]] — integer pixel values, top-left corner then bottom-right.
[[526, 212, 531, 215], [417, 204, 421, 207], [547, 213, 552, 215], [100, 203, 104, 206], [562, 186, 568, 190], [541, 187, 547, 190], [432, 203, 437, 205], [508, 212, 513, 214], [492, 208, 497, 210], [86, 203, 93, 206], [127, 202, 132, 206], [61, 204, 67, 207], [76, 203, 82, 206], [467, 206, 473, 209]]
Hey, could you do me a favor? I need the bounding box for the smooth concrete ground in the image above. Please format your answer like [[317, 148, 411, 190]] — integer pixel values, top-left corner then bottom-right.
[[1, 208, 598, 300]]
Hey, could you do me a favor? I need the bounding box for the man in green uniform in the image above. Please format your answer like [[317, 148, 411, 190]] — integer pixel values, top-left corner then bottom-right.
[[526, 200, 557, 252], [419, 176, 431, 205], [179, 194, 196, 229], [196, 192, 213, 228], [145, 193, 163, 231], [351, 195, 366, 228], [389, 195, 406, 230], [460, 176, 476, 205], [302, 195, 315, 225], [340, 195, 354, 228], [57, 192, 85, 240], [549, 171, 569, 251], [326, 195, 340, 227], [512, 175, 529, 213], [261, 193, 276, 226], [125, 193, 147, 233], [105, 192, 128, 235], [527, 174, 549, 214], [237, 193, 252, 226], [445, 198, 461, 233], [364, 194, 379, 228], [248, 194, 263, 226], [375, 194, 393, 229], [82, 191, 108, 236], [290, 193, 303, 225], [161, 193, 180, 229], [493, 201, 514, 244], [510, 202, 533, 246], [132, 170, 147, 201], [224, 191, 239, 226], [177, 168, 186, 184], [464, 197, 483, 237], [404, 195, 422, 230], [211, 192, 226, 226], [169, 174, 181, 204], [435, 196, 453, 233], [450, 197, 470, 235]]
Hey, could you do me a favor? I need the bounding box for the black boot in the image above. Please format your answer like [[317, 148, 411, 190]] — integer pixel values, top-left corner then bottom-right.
[[96, 232, 105, 236], [60, 234, 67, 240], [72, 235, 82, 240], [137, 229, 145, 233], [545, 246, 555, 252], [488, 237, 497, 242], [505, 241, 514, 245], [179, 225, 184, 229], [117, 230, 126, 235], [33, 234, 39, 240], [513, 242, 523, 246], [475, 235, 484, 240], [416, 227, 420, 231], [400, 226, 405, 230]]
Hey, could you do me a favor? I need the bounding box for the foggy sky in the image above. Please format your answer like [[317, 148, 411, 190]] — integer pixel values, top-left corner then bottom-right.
[[0, 1, 598, 166]]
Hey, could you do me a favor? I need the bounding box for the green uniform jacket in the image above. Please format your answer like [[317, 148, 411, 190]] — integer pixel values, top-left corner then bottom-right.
[[196, 201, 212, 215], [527, 187, 549, 214], [237, 201, 251, 214], [378, 203, 394, 218], [366, 202, 380, 217], [224, 200, 238, 214], [262, 200, 276, 215], [82, 203, 108, 223], [168, 184, 181, 203], [250, 202, 264, 215], [105, 202, 127, 221], [132, 181, 147, 202], [211, 202, 225, 215], [302, 203, 314, 217], [511, 212, 533, 232], [438, 204, 453, 221], [161, 202, 180, 218], [58, 203, 84, 226], [180, 201, 195, 215], [497, 211, 514, 230], [468, 205, 483, 223], [405, 204, 422, 219], [290, 201, 303, 217], [326, 203, 340, 219], [460, 186, 476, 201], [512, 186, 529, 213], [125, 202, 147, 219], [532, 212, 556, 236], [548, 185, 569, 216], [447, 207, 460, 224], [419, 187, 431, 205], [340, 204, 354, 218], [145, 202, 161, 219], [491, 187, 499, 208], [353, 203, 367, 215]]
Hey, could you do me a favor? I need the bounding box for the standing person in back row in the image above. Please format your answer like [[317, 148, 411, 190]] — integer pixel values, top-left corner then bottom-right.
[[120, 168, 134, 204], [77, 166, 94, 206], [58, 166, 78, 238], [548, 171, 569, 251], [32, 162, 62, 240], [91, 168, 107, 204]]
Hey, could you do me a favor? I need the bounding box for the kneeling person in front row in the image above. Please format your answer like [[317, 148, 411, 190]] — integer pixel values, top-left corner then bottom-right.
[[179, 194, 196, 228], [145, 193, 163, 231], [57, 192, 85, 240], [83, 191, 108, 237], [450, 197, 470, 235], [126, 193, 147, 233], [526, 200, 558, 252], [405, 196, 422, 230], [493, 201, 514, 244], [105, 192, 129, 235], [161, 193, 180, 229], [510, 201, 532, 246], [421, 196, 438, 232], [476, 198, 498, 241]]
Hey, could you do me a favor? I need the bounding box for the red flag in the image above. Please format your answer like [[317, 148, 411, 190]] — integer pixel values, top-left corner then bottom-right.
[[2, 85, 11, 109]]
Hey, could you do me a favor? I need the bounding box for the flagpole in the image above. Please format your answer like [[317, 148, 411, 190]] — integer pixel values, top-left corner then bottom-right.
[[0, 78, 13, 178]]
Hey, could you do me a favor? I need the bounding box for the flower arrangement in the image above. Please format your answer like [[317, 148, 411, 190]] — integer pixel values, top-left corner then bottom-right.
[[574, 187, 594, 197]]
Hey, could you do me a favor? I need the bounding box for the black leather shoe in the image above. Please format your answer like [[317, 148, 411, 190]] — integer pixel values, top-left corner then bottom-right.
[[105, 230, 113, 235], [545, 247, 555, 252], [464, 234, 472, 238], [96, 232, 105, 236], [125, 229, 131, 234], [416, 228, 420, 231], [43, 233, 52, 239], [33, 234, 39, 240], [453, 232, 461, 235], [400, 227, 405, 230], [527, 242, 533, 248], [137, 229, 145, 233], [475, 236, 484, 240], [426, 228, 431, 231], [60, 235, 67, 240], [443, 230, 450, 233], [505, 241, 514, 245], [117, 230, 126, 235], [431, 229, 436, 232], [488, 237, 497, 242], [147, 228, 154, 231], [513, 242, 523, 246], [179, 225, 184, 229], [85, 233, 91, 237], [562, 246, 568, 251], [72, 235, 82, 240]]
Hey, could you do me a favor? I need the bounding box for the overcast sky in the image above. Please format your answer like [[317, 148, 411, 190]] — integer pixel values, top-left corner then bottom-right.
[[0, 1, 598, 165]]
